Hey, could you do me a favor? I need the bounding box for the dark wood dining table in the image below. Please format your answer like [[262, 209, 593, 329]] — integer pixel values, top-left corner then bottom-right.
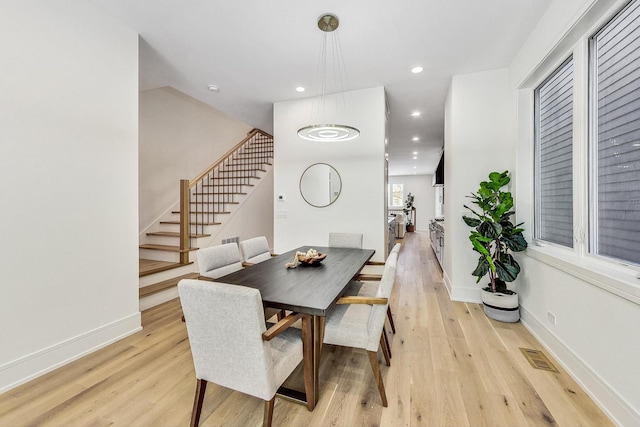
[[213, 245, 375, 410]]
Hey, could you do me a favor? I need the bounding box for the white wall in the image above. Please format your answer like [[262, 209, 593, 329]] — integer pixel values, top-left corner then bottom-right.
[[443, 69, 515, 302], [273, 87, 387, 262], [139, 87, 253, 231], [388, 175, 434, 231], [509, 0, 640, 424], [0, 0, 140, 392]]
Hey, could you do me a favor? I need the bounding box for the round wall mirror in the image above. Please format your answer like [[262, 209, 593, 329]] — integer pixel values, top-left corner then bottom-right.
[[299, 163, 342, 208]]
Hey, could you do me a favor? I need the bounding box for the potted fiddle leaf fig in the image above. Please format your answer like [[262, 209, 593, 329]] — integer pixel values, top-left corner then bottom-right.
[[403, 192, 415, 232], [462, 171, 528, 322]]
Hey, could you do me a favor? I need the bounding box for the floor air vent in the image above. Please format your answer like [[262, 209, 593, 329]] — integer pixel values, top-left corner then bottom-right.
[[519, 348, 559, 372]]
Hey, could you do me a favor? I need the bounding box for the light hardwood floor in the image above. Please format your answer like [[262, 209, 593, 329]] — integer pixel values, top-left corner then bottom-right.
[[0, 232, 613, 426]]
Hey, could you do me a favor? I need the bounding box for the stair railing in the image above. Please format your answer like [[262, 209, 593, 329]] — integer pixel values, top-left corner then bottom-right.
[[178, 129, 274, 263]]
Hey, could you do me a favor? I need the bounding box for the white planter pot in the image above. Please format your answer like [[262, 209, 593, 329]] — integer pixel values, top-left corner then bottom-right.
[[481, 288, 520, 323]]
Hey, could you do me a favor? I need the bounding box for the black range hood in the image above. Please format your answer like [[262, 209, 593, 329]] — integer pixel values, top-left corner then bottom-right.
[[432, 152, 444, 187]]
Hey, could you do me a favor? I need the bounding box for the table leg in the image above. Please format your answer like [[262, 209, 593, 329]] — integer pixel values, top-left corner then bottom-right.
[[301, 314, 315, 411], [313, 315, 325, 403]]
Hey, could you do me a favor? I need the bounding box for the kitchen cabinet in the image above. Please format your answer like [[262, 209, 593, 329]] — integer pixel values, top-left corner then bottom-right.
[[429, 219, 444, 268]]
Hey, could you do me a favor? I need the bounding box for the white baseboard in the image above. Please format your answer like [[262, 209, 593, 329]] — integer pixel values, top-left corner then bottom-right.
[[520, 306, 640, 427], [0, 312, 141, 394], [449, 283, 482, 303]]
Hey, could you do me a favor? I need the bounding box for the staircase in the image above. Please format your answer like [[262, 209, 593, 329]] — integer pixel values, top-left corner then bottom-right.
[[138, 129, 274, 310]]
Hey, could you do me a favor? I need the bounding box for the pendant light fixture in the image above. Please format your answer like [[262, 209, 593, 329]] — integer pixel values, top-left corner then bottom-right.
[[297, 14, 360, 142]]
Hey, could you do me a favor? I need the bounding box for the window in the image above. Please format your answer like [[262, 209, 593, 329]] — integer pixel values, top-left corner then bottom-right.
[[391, 184, 404, 207], [534, 57, 574, 247], [589, 0, 640, 265]]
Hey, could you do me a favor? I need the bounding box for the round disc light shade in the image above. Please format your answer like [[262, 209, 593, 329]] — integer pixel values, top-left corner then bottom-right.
[[297, 124, 360, 142]]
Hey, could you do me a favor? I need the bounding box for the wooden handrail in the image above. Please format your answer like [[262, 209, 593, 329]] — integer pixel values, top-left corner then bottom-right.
[[189, 129, 271, 188]]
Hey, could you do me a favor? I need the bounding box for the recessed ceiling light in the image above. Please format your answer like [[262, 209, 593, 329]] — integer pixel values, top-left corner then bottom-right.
[[296, 87, 305, 92], [207, 84, 219, 92], [411, 66, 423, 74], [411, 111, 421, 117], [413, 156, 417, 160], [412, 137, 420, 141], [413, 151, 418, 155]]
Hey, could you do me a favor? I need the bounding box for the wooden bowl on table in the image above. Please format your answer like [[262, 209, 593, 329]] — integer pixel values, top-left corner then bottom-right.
[[297, 253, 327, 265]]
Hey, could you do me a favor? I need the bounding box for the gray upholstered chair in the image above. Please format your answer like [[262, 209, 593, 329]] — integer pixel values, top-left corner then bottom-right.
[[178, 279, 310, 427], [359, 243, 401, 278], [196, 242, 243, 279], [323, 258, 397, 407], [328, 232, 363, 249], [345, 251, 399, 353], [239, 236, 273, 266], [328, 231, 382, 278]]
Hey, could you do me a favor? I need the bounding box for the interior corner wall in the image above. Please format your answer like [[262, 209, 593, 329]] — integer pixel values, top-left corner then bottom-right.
[[0, 0, 140, 393], [509, 0, 640, 423], [139, 87, 253, 231], [273, 87, 387, 262], [388, 175, 435, 231], [443, 69, 514, 302]]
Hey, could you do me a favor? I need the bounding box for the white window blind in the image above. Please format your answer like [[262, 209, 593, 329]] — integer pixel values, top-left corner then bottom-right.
[[534, 58, 574, 247], [590, 0, 640, 265]]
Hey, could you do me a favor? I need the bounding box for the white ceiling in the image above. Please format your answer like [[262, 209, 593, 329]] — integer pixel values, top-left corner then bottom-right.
[[88, 0, 551, 176]]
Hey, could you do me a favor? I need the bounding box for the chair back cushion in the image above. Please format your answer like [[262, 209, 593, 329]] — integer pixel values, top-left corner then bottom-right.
[[239, 236, 271, 264], [379, 252, 398, 297], [179, 279, 277, 400], [196, 243, 243, 279], [328, 232, 363, 249], [390, 243, 401, 255]]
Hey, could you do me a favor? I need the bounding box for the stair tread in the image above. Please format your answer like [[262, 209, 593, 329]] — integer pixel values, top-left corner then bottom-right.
[[139, 272, 200, 298], [146, 231, 210, 238], [139, 260, 193, 277], [139, 244, 199, 253]]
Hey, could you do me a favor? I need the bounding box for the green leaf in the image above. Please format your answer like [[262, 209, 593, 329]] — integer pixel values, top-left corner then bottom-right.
[[493, 192, 513, 219], [463, 216, 481, 227], [495, 254, 520, 282], [489, 171, 510, 188], [478, 221, 502, 239], [503, 232, 528, 252], [472, 256, 490, 282]]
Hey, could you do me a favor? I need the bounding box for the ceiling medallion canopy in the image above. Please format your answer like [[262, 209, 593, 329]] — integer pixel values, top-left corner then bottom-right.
[[297, 13, 360, 142]]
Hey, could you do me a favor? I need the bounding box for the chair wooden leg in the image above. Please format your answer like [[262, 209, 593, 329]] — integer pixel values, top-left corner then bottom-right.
[[367, 350, 388, 407], [383, 329, 392, 360], [190, 379, 207, 427], [386, 306, 396, 333], [263, 396, 275, 427], [380, 330, 392, 366], [380, 334, 391, 366]]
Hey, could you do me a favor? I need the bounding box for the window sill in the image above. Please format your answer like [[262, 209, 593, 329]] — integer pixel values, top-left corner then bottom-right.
[[526, 245, 640, 306]]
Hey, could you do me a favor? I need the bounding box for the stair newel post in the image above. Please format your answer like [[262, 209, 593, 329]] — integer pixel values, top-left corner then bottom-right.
[[179, 179, 190, 265]]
